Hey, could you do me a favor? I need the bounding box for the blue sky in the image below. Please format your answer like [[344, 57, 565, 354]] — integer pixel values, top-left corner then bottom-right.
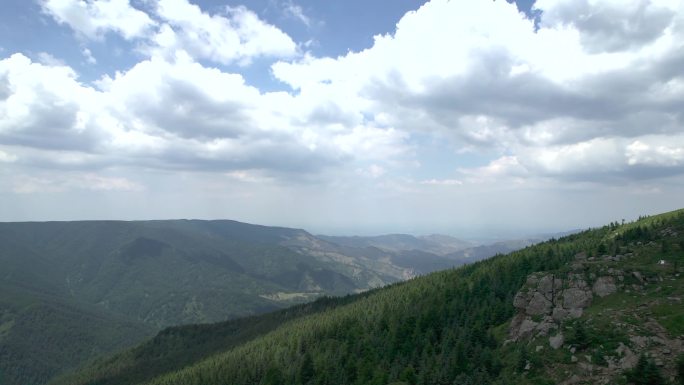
[[1, 0, 683, 237]]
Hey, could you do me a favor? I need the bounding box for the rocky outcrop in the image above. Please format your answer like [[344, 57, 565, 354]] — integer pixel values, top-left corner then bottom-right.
[[509, 270, 594, 341], [507, 248, 684, 384], [592, 276, 617, 297], [508, 252, 629, 342]]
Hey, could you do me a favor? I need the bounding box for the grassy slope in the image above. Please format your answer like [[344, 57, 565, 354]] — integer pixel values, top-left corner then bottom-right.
[[56, 209, 684, 385]]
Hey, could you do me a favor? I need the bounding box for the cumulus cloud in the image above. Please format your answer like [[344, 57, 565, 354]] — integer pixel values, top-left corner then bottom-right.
[[41, 0, 298, 66], [538, 0, 677, 53], [150, 0, 298, 65], [272, 0, 684, 182], [0, 53, 104, 151], [40, 0, 156, 40], [4, 0, 684, 200], [0, 50, 406, 179]]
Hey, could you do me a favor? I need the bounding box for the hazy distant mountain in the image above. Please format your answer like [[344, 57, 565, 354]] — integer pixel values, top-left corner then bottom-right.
[[317, 233, 474, 256], [0, 220, 405, 385], [0, 220, 477, 385], [56, 209, 684, 385], [0, 219, 564, 385], [444, 238, 540, 260]]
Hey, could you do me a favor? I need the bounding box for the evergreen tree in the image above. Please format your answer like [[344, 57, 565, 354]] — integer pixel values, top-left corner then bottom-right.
[[625, 355, 665, 385]]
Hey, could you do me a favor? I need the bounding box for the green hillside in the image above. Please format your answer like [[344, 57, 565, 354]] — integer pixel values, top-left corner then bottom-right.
[[55, 209, 684, 385], [1, 220, 457, 385]]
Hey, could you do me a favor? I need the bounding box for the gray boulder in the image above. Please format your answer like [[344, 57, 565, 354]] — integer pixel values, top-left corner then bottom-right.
[[563, 288, 592, 309], [593, 276, 617, 297], [549, 332, 564, 349], [526, 292, 552, 315]]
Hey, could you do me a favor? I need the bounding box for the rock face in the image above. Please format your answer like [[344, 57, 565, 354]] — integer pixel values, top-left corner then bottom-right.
[[549, 332, 564, 350], [563, 287, 592, 309], [508, 252, 628, 342], [507, 247, 684, 385], [509, 270, 596, 341], [526, 292, 552, 315], [592, 276, 617, 297]]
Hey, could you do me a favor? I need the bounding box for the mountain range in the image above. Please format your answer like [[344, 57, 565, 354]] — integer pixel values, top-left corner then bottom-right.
[[51, 209, 684, 385], [0, 219, 543, 385]]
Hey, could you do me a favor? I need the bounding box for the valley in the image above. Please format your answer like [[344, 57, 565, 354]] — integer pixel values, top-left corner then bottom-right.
[[0, 219, 521, 385], [42, 209, 684, 385]]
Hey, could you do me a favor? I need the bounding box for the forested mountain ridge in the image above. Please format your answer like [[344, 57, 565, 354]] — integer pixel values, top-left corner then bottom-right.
[[53, 209, 684, 385], [0, 219, 494, 385], [0, 220, 465, 385], [316, 234, 474, 256]]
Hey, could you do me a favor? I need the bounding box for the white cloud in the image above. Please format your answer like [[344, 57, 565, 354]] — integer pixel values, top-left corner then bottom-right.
[[0, 150, 17, 163], [81, 47, 97, 64], [626, 136, 684, 167], [40, 0, 298, 66], [150, 0, 297, 65], [282, 0, 311, 27], [3, 0, 684, 209], [459, 156, 529, 184], [0, 51, 407, 180], [420, 178, 462, 186], [356, 164, 386, 179], [36, 52, 66, 66], [271, 0, 684, 183], [12, 173, 143, 194], [537, 0, 679, 53], [40, 0, 156, 40], [0, 53, 105, 151]]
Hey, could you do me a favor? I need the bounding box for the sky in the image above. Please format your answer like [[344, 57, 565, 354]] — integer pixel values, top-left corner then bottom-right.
[[1, 0, 683, 237]]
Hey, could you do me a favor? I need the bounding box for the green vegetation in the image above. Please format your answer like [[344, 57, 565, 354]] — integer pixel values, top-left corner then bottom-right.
[[2, 219, 442, 385], [54, 209, 684, 385], [625, 355, 665, 385]]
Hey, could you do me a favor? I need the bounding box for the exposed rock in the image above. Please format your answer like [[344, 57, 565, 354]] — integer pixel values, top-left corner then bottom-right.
[[538, 274, 562, 296], [526, 274, 540, 286], [567, 308, 584, 319], [510, 271, 593, 342], [630, 336, 649, 348], [552, 307, 569, 321], [563, 287, 592, 309], [567, 274, 589, 289], [579, 362, 593, 373], [617, 343, 638, 370], [526, 292, 552, 315], [632, 271, 644, 283], [510, 315, 539, 341], [549, 333, 564, 349], [593, 276, 617, 297], [535, 316, 558, 337], [513, 291, 530, 309], [560, 374, 581, 385]]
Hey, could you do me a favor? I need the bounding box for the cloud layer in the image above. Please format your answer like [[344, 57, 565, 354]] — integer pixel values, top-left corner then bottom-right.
[[2, 0, 684, 230]]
